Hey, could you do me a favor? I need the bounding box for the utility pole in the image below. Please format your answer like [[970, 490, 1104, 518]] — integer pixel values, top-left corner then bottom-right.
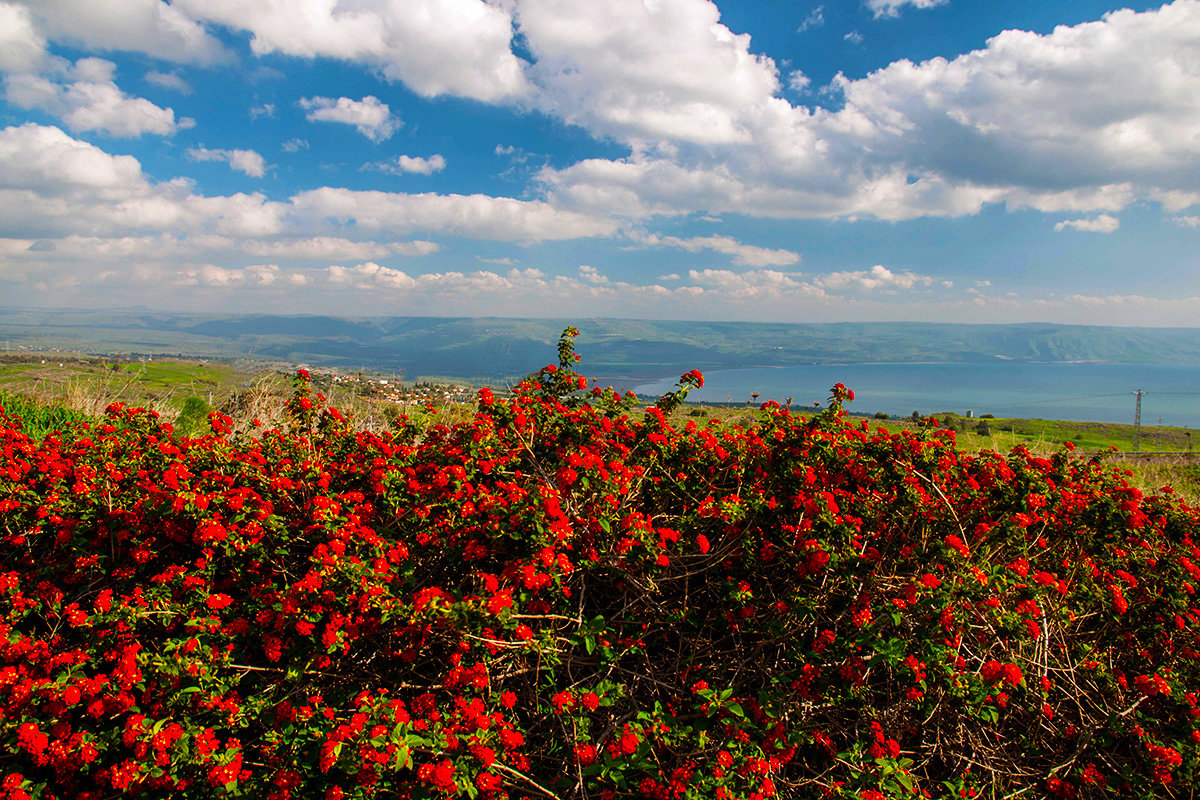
[[1132, 389, 1145, 452]]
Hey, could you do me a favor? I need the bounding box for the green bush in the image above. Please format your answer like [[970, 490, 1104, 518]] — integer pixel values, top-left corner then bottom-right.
[[1, 331, 1198, 799]]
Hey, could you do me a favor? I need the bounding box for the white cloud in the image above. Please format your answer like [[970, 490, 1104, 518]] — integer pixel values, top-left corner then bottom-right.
[[843, 31, 864, 45], [0, 122, 146, 194], [328, 261, 417, 290], [174, 0, 528, 102], [495, 144, 531, 163], [0, 3, 47, 73], [144, 70, 191, 94], [249, 103, 275, 119], [10, 233, 438, 266], [235, 236, 438, 260], [1054, 214, 1120, 233], [631, 232, 800, 267], [797, 6, 824, 33], [289, 187, 618, 242], [281, 138, 308, 153], [14, 0, 231, 65], [187, 146, 268, 177], [832, 3, 1200, 204], [0, 124, 617, 249], [299, 95, 400, 142], [1172, 215, 1200, 228], [542, 1, 1200, 224], [366, 154, 447, 175], [687, 267, 817, 297], [5, 58, 193, 137], [283, 260, 962, 320], [816, 264, 934, 291], [0, 237, 35, 256], [177, 263, 306, 287], [518, 0, 781, 145], [788, 71, 812, 93], [866, 0, 949, 19]]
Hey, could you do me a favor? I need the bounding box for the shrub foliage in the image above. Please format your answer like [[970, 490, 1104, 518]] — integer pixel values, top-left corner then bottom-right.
[[2, 328, 1199, 799]]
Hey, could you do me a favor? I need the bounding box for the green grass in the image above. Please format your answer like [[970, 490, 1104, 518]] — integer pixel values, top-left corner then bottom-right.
[[0, 392, 94, 440], [925, 412, 1196, 453], [113, 360, 225, 390], [0, 363, 42, 378]]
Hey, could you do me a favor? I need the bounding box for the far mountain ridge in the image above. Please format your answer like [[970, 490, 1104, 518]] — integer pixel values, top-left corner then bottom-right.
[[2, 310, 1199, 381]]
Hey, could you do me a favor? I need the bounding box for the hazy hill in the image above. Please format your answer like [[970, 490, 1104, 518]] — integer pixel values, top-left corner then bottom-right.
[[3, 310, 1200, 382]]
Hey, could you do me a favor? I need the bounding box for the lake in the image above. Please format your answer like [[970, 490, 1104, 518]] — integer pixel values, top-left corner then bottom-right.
[[632, 362, 1200, 428]]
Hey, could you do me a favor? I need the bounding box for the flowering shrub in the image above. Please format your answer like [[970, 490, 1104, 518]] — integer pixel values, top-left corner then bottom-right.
[[2, 327, 1199, 798]]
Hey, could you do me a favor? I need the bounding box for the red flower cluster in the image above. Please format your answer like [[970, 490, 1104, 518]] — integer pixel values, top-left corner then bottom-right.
[[1, 328, 1198, 799]]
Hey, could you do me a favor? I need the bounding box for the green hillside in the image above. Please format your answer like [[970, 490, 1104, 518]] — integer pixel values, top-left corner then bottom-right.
[[3, 310, 1200, 381]]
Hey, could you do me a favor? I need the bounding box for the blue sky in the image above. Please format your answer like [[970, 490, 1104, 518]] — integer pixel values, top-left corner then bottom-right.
[[2, 0, 1199, 324]]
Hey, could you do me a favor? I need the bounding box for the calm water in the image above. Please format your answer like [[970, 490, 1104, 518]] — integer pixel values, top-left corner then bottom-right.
[[632, 362, 1200, 428]]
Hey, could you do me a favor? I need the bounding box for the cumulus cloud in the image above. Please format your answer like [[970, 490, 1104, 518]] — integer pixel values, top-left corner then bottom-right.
[[366, 154, 447, 175], [0, 122, 147, 196], [518, 0, 781, 145], [832, 3, 1200, 201], [321, 262, 706, 310], [281, 138, 308, 153], [816, 264, 934, 291], [866, 0, 949, 19], [289, 187, 618, 242], [232, 236, 438, 260], [687, 267, 817, 297], [675, 264, 934, 299], [328, 261, 417, 290], [187, 146, 268, 177], [0, 123, 616, 246], [174, 0, 528, 102], [630, 232, 800, 267], [299, 95, 400, 142], [177, 263, 308, 287], [12, 233, 438, 267], [1171, 215, 1200, 228], [542, 1, 1200, 224], [13, 0, 231, 65], [5, 58, 193, 137], [0, 3, 47, 73], [1054, 214, 1120, 233]]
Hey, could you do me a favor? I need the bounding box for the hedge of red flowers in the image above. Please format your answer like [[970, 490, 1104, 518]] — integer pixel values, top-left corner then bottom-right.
[[2, 327, 1200, 799]]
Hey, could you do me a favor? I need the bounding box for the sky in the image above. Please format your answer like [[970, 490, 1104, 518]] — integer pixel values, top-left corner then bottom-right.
[[2, 0, 1199, 325]]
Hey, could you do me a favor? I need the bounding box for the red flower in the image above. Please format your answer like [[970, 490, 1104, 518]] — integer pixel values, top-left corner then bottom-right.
[[574, 743, 597, 765], [206, 593, 234, 611]]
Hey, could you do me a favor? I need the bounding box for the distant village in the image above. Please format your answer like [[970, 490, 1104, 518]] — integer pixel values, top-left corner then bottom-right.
[[298, 366, 480, 405]]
